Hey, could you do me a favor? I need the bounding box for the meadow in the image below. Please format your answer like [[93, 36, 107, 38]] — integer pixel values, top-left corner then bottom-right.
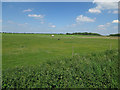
[[2, 33, 119, 88]]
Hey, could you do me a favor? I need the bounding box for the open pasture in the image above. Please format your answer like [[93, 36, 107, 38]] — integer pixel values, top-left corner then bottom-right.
[[2, 33, 119, 88], [2, 33, 118, 70]]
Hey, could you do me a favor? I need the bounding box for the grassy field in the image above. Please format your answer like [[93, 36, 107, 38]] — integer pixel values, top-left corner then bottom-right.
[[2, 33, 119, 88], [2, 33, 118, 70]]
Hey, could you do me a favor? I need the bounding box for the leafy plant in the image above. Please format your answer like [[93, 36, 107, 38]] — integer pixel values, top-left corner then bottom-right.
[[2, 50, 119, 88]]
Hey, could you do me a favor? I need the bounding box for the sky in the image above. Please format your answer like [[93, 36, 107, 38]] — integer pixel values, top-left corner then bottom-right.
[[1, 1, 120, 35], [1, 0, 120, 2]]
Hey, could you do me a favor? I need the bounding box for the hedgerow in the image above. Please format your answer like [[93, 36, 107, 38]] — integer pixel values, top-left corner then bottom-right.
[[2, 50, 119, 88]]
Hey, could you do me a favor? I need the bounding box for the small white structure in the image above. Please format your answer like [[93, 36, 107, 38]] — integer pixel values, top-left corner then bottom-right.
[[52, 35, 54, 37]]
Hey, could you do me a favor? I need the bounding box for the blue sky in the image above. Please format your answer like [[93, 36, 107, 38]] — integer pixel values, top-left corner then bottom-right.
[[2, 1, 119, 35]]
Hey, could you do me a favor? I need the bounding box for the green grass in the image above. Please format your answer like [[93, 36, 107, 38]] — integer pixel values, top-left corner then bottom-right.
[[2, 49, 119, 88], [2, 33, 119, 88], [2, 33, 118, 70]]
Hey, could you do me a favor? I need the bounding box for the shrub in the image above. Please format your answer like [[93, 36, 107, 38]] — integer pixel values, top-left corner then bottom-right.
[[2, 50, 119, 88]]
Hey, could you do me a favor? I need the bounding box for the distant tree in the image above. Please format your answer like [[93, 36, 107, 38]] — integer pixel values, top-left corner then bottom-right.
[[66, 32, 101, 36], [109, 34, 120, 37]]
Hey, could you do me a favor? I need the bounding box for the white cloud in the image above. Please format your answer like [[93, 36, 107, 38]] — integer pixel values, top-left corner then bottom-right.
[[94, 2, 118, 10], [6, 20, 28, 27], [67, 15, 95, 28], [88, 8, 101, 13], [106, 23, 111, 25], [108, 10, 118, 14], [7, 20, 14, 24], [71, 24, 77, 27], [18, 23, 28, 26], [76, 15, 95, 22], [98, 25, 104, 27], [112, 20, 120, 23], [49, 25, 56, 28], [66, 23, 77, 28], [23, 9, 32, 12], [89, 0, 119, 14], [98, 25, 106, 30], [113, 10, 118, 14], [25, 23, 28, 24], [28, 14, 45, 24], [49, 23, 56, 28], [98, 22, 111, 30], [93, 0, 119, 2], [28, 14, 44, 18]]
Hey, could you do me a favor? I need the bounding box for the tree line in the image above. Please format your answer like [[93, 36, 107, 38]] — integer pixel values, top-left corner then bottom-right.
[[1, 32, 120, 36], [109, 34, 120, 37], [66, 32, 101, 36]]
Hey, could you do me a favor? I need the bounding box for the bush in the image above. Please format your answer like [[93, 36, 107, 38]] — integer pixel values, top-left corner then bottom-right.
[[2, 50, 119, 88]]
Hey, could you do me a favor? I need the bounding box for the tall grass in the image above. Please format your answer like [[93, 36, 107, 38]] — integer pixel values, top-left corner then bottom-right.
[[2, 49, 119, 88]]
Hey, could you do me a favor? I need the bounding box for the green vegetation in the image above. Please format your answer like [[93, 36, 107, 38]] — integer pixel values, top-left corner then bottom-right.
[[2, 33, 118, 70], [66, 32, 101, 36], [2, 33, 118, 88], [2, 49, 119, 88], [109, 33, 120, 37]]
